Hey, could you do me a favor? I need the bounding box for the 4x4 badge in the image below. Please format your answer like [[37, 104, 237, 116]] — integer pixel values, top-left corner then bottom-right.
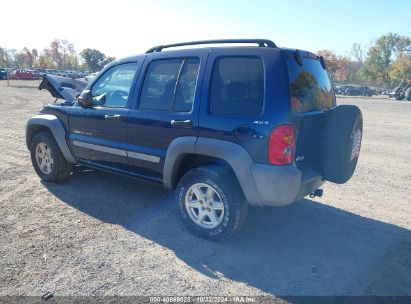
[[252, 120, 268, 125]]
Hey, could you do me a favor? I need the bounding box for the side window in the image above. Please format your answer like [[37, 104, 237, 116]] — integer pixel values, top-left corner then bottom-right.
[[91, 62, 138, 108], [139, 58, 200, 112], [210, 57, 264, 116]]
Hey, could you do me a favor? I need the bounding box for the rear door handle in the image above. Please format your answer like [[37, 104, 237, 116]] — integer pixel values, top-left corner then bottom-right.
[[104, 114, 122, 121], [170, 119, 192, 128]]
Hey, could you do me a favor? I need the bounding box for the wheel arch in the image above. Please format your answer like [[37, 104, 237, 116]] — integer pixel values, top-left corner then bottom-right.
[[164, 137, 262, 206], [174, 154, 235, 187], [26, 114, 77, 164]]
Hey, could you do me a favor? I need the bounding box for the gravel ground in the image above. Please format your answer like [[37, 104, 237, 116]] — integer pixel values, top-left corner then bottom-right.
[[0, 80, 410, 299]]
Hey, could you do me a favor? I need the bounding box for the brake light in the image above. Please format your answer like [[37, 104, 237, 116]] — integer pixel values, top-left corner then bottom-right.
[[269, 124, 296, 165]]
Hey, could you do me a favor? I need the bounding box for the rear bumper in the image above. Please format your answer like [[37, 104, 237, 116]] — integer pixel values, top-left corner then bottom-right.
[[249, 164, 324, 207]]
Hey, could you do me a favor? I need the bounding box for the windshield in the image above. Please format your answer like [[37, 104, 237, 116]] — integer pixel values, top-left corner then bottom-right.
[[287, 55, 335, 113]]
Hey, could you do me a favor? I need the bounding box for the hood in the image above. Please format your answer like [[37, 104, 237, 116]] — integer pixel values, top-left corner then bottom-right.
[[39, 74, 87, 103]]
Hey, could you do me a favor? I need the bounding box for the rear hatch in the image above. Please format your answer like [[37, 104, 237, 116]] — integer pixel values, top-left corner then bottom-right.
[[286, 51, 336, 173]]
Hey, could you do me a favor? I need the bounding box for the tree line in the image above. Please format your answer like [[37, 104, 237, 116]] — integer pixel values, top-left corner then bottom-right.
[[0, 39, 115, 73], [318, 33, 411, 88], [1, 33, 410, 87]]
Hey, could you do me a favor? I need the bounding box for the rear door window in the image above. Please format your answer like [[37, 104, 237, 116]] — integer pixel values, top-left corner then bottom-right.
[[139, 58, 200, 112], [288, 56, 335, 113], [209, 57, 264, 116], [174, 58, 200, 112]]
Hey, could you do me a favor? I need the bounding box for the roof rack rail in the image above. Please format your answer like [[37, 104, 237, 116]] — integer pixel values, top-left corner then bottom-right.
[[146, 39, 277, 53]]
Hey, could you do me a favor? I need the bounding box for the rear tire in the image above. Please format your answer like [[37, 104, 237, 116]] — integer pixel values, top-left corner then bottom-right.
[[321, 105, 363, 184], [30, 132, 72, 182], [176, 165, 248, 241]]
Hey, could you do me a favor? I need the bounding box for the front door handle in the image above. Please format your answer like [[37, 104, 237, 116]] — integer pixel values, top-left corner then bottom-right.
[[104, 114, 122, 121], [171, 119, 192, 128]]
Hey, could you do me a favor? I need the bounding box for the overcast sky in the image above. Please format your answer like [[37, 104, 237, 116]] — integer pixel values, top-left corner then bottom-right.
[[2, 0, 410, 58]]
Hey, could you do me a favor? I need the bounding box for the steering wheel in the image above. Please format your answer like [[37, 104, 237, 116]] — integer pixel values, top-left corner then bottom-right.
[[105, 90, 128, 106], [108, 90, 128, 100]]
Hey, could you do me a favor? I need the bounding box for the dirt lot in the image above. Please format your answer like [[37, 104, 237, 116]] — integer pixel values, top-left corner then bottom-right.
[[0, 80, 410, 299]]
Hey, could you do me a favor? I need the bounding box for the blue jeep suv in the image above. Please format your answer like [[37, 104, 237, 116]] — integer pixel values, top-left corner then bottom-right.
[[26, 39, 363, 240]]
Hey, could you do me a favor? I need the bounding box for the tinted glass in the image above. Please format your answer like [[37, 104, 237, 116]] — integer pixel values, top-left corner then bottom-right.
[[210, 57, 264, 116], [139, 59, 183, 111], [288, 57, 335, 113], [174, 58, 200, 112], [91, 63, 138, 108]]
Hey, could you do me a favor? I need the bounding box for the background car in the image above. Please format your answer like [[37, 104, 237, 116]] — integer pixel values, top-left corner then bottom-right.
[[8, 69, 40, 80], [0, 68, 8, 80], [339, 85, 373, 96]]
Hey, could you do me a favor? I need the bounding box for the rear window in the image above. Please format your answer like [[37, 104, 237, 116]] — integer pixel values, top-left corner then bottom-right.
[[288, 56, 335, 113], [210, 57, 264, 116]]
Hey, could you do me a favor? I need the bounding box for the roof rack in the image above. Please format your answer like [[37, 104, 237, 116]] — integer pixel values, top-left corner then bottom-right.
[[146, 39, 277, 53]]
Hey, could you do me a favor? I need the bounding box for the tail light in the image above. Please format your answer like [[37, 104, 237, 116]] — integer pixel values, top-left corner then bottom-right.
[[269, 124, 296, 165]]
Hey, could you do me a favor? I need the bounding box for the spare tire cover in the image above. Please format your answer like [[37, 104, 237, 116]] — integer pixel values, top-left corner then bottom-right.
[[321, 105, 363, 184]]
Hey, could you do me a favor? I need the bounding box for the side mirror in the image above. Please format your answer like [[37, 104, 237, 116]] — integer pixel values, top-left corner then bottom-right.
[[78, 90, 93, 107]]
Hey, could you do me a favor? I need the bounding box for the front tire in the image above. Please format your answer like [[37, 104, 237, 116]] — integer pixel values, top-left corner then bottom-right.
[[176, 165, 248, 241], [30, 132, 72, 182]]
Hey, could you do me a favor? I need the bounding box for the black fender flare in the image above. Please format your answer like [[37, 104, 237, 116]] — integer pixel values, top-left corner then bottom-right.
[[26, 114, 77, 164], [163, 137, 262, 206]]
